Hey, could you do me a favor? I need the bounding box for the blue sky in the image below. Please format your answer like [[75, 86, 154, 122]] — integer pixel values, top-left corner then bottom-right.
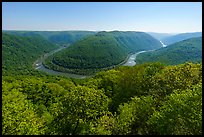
[[2, 2, 202, 33]]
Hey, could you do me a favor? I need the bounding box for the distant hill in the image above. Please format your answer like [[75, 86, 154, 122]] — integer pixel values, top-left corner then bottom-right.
[[44, 31, 162, 75], [3, 30, 96, 45], [161, 32, 202, 45], [147, 32, 175, 40], [111, 31, 162, 52], [136, 37, 202, 65], [2, 33, 59, 75]]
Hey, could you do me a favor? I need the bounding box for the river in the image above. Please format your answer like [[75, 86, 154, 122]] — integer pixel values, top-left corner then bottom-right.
[[33, 47, 155, 79], [122, 51, 147, 66], [160, 40, 167, 47]]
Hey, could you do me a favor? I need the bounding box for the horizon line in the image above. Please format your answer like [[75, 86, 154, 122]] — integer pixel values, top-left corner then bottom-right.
[[2, 29, 202, 34]]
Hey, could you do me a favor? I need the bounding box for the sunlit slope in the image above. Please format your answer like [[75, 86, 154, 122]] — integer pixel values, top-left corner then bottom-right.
[[45, 31, 162, 74], [136, 37, 202, 65]]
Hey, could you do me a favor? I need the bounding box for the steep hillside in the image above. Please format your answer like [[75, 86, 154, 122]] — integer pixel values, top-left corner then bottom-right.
[[44, 31, 162, 75], [3, 30, 96, 45], [161, 32, 202, 45], [111, 31, 162, 52], [2, 33, 59, 75], [136, 37, 202, 65], [44, 32, 128, 75]]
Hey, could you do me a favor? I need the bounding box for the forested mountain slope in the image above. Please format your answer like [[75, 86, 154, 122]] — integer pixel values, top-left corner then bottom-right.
[[2, 33, 59, 75], [136, 37, 202, 65], [44, 31, 162, 75], [111, 31, 162, 52], [3, 30, 96, 44], [161, 32, 202, 45], [3, 62, 202, 135], [2, 31, 202, 135]]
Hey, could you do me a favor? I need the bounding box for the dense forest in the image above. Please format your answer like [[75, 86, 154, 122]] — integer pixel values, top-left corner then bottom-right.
[[44, 31, 162, 75], [3, 30, 96, 45], [136, 37, 202, 65], [2, 31, 202, 135], [3, 62, 202, 135], [2, 33, 59, 76]]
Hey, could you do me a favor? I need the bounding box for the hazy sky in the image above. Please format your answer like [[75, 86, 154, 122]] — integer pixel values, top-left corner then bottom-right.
[[2, 2, 202, 33]]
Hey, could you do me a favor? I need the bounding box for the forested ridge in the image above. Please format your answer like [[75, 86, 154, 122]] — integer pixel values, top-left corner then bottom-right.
[[136, 37, 202, 65], [2, 33, 59, 76], [3, 30, 96, 45], [2, 32, 202, 135], [44, 31, 162, 75]]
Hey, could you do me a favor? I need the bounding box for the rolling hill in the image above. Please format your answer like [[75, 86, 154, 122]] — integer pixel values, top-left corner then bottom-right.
[[111, 31, 163, 52], [44, 31, 162, 75], [136, 37, 202, 65], [3, 30, 96, 45], [161, 32, 202, 45], [2, 33, 59, 75]]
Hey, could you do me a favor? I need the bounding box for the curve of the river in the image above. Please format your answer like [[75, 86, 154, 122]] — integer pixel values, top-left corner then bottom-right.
[[33, 46, 155, 79]]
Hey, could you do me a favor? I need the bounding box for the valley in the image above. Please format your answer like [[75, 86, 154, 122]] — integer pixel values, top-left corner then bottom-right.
[[2, 30, 202, 136], [2, 2, 202, 135], [33, 45, 154, 78]]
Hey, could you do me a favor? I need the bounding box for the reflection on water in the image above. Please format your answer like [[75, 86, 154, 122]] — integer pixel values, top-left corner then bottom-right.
[[33, 47, 152, 79], [123, 51, 146, 66]]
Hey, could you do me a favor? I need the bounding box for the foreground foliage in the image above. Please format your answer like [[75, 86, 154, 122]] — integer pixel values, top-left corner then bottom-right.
[[2, 62, 202, 135]]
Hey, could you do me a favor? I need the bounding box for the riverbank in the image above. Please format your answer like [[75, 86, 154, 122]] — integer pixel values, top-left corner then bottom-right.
[[33, 46, 152, 79]]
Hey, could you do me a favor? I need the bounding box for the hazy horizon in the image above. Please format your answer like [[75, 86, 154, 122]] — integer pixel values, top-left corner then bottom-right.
[[3, 2, 202, 33]]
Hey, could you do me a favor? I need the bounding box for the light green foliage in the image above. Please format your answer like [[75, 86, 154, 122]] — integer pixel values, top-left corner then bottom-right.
[[151, 62, 202, 98], [2, 61, 202, 135], [50, 85, 110, 135], [114, 96, 156, 135], [2, 81, 46, 135], [147, 83, 202, 135], [2, 31, 202, 135], [89, 112, 116, 135]]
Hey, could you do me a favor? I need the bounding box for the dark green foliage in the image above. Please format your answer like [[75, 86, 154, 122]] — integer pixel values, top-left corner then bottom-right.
[[111, 31, 162, 52], [2, 33, 59, 75], [3, 30, 96, 44], [2, 31, 202, 135], [161, 32, 202, 45], [45, 32, 127, 74], [44, 31, 162, 75], [136, 37, 202, 65]]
